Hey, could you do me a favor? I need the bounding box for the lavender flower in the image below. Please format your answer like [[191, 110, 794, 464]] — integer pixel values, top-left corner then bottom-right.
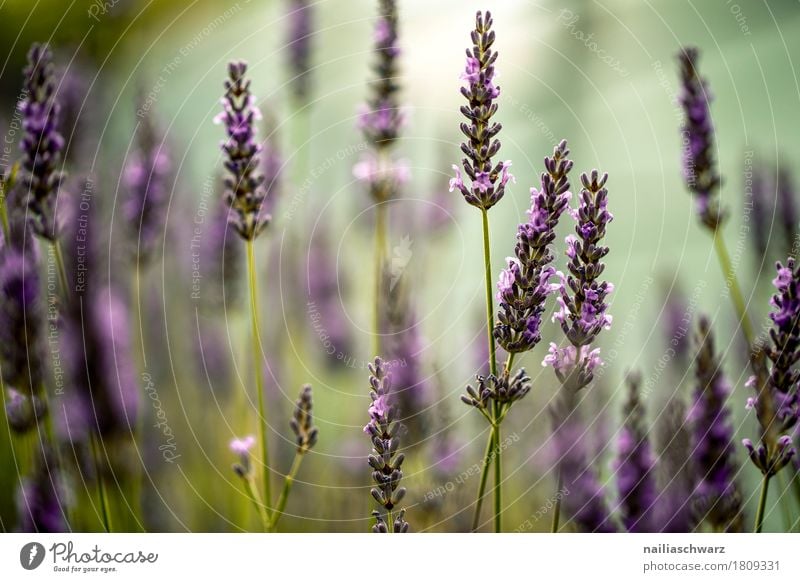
[[4, 387, 46, 434], [123, 101, 171, 262], [749, 164, 771, 258], [16, 447, 68, 532], [655, 398, 695, 533], [545, 170, 613, 392], [215, 61, 268, 240], [205, 199, 243, 309], [461, 367, 531, 415], [365, 357, 409, 532], [553, 414, 616, 533], [661, 282, 692, 369], [614, 373, 656, 532], [449, 11, 513, 210], [20, 43, 65, 240], [356, 0, 405, 202], [0, 250, 44, 393], [777, 166, 797, 258], [677, 47, 724, 230], [286, 0, 313, 103], [290, 384, 318, 453], [742, 260, 800, 477], [230, 435, 256, 479], [689, 316, 744, 532], [495, 140, 572, 353]]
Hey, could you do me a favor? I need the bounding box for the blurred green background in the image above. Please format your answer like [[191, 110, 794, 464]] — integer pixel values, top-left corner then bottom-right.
[[2, 0, 800, 532]]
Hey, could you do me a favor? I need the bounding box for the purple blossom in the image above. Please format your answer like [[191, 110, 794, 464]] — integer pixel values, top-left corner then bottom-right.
[[20, 43, 65, 240], [216, 61, 268, 240], [286, 0, 313, 102], [452, 11, 510, 210], [494, 141, 572, 354], [655, 398, 695, 532], [230, 434, 255, 478], [16, 448, 68, 532], [4, 387, 46, 434], [677, 47, 724, 230], [123, 101, 171, 263], [743, 259, 800, 479], [614, 373, 657, 532], [689, 316, 744, 532], [365, 357, 409, 532]]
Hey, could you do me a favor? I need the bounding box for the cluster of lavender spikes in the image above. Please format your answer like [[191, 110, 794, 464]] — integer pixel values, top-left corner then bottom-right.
[[449, 11, 513, 210], [364, 357, 409, 533], [494, 140, 572, 354], [545, 170, 613, 392], [677, 46, 724, 231], [20, 43, 65, 240], [690, 316, 744, 532], [743, 260, 800, 478], [215, 61, 268, 240]]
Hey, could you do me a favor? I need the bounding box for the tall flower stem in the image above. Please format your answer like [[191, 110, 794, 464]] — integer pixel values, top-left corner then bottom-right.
[[270, 452, 304, 531], [754, 473, 771, 533], [89, 435, 113, 532], [246, 239, 272, 520], [470, 427, 495, 531], [492, 410, 502, 532], [712, 232, 754, 347], [243, 476, 270, 532], [550, 470, 563, 532], [52, 240, 70, 298], [372, 202, 387, 356], [481, 209, 498, 376], [131, 263, 147, 531]]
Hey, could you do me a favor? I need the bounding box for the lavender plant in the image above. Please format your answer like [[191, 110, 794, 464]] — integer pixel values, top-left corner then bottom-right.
[[614, 373, 657, 532], [545, 170, 613, 532], [690, 316, 744, 532], [677, 46, 754, 347], [655, 398, 695, 532], [777, 167, 797, 258], [365, 357, 409, 532], [216, 60, 274, 525], [356, 0, 405, 354], [743, 260, 800, 532], [450, 9, 513, 533], [230, 435, 269, 531], [271, 384, 319, 531]]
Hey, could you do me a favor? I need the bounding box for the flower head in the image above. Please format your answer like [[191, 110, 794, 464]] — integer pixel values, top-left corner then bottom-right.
[[452, 11, 510, 210]]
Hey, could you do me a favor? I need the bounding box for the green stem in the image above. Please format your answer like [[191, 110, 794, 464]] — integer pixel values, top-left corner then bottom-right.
[[131, 263, 146, 531], [246, 239, 272, 521], [551, 469, 563, 532], [471, 425, 496, 532], [90, 435, 113, 532], [270, 452, 305, 532], [480, 209, 498, 376], [243, 477, 270, 532], [754, 473, 771, 533], [0, 191, 10, 242], [492, 411, 502, 533], [373, 203, 387, 356], [712, 231, 754, 348], [52, 240, 70, 300]]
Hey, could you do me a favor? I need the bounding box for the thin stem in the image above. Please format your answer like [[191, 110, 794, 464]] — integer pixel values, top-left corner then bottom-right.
[[52, 240, 70, 299], [269, 452, 305, 532], [551, 469, 563, 532], [90, 435, 113, 532], [492, 411, 502, 533], [373, 203, 387, 356], [0, 191, 10, 242], [712, 231, 754, 348], [242, 477, 270, 532], [246, 239, 272, 520], [480, 208, 498, 377], [471, 424, 496, 531], [754, 473, 771, 533], [131, 263, 146, 531]]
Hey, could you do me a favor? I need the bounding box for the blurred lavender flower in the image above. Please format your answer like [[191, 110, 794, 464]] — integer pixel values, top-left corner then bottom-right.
[[545, 170, 613, 394], [355, 0, 405, 202], [677, 47, 724, 231], [230, 435, 256, 479], [495, 140, 572, 353], [0, 250, 44, 393], [553, 414, 616, 533], [286, 0, 313, 103], [365, 357, 409, 532], [215, 61, 268, 240], [16, 447, 68, 532], [689, 316, 744, 532], [742, 260, 800, 478], [123, 101, 171, 263], [614, 373, 656, 532], [204, 199, 243, 309], [655, 398, 695, 533], [661, 282, 692, 369], [449, 11, 513, 211], [4, 387, 46, 434], [777, 166, 798, 257], [749, 165, 771, 258], [260, 121, 282, 220], [55, 61, 91, 164], [20, 43, 65, 240]]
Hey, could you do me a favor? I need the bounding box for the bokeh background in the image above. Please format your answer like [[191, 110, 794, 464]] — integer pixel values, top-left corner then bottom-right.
[[2, 0, 800, 532]]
